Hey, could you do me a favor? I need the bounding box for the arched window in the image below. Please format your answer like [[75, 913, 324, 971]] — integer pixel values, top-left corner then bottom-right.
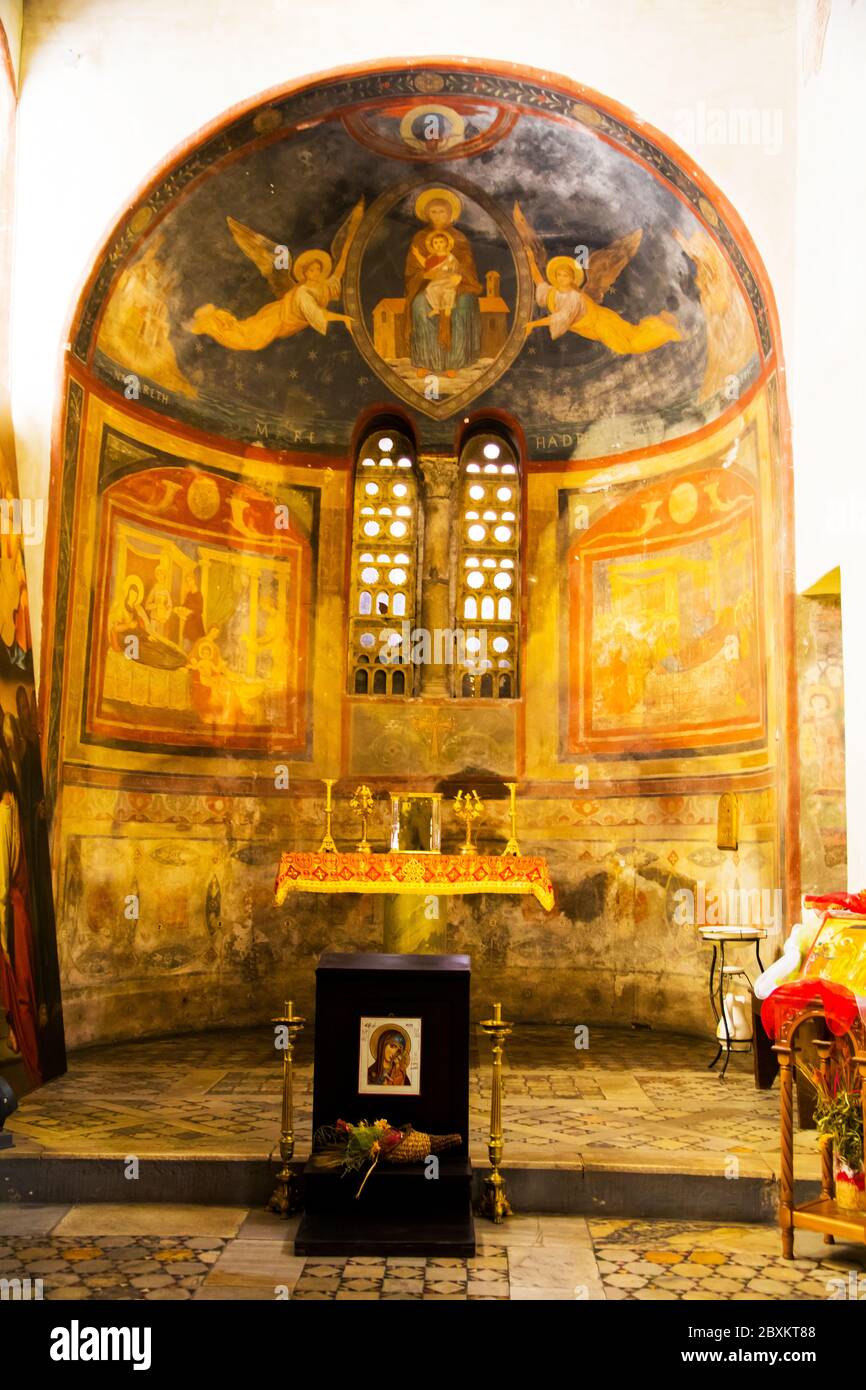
[[348, 424, 418, 695], [457, 429, 520, 698]]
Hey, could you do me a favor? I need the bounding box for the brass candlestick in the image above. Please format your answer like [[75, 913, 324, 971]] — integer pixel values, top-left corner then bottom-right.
[[318, 778, 338, 853], [454, 789, 484, 856], [266, 999, 306, 1217], [502, 782, 521, 857], [477, 1001, 513, 1223], [350, 784, 374, 854]]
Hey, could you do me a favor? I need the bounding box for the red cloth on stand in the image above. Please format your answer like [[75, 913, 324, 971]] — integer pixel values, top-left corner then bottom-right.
[[804, 891, 866, 916], [761, 978, 859, 1042]]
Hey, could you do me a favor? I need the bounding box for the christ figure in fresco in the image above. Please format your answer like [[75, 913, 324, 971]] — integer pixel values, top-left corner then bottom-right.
[[404, 189, 482, 377]]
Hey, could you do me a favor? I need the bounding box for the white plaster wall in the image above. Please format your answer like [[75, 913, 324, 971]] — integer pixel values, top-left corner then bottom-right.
[[9, 0, 799, 673], [793, 0, 866, 888], [0, 0, 22, 81]]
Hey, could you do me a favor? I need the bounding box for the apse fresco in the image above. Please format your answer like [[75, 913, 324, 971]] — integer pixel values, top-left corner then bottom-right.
[[44, 62, 792, 1045], [85, 453, 313, 754], [80, 69, 764, 461], [0, 446, 65, 1087]]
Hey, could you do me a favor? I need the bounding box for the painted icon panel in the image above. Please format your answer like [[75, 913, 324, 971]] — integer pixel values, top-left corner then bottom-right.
[[358, 1016, 422, 1096]]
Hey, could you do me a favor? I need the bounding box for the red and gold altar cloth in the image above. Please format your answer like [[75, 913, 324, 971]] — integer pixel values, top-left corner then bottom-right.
[[274, 851, 555, 912]]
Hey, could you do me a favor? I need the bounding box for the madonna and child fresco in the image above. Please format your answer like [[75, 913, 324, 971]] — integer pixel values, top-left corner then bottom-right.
[[187, 182, 683, 414], [402, 189, 483, 378]]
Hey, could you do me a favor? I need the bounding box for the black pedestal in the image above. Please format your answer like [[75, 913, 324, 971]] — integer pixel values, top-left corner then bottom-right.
[[297, 951, 475, 1256], [297, 1154, 475, 1256]]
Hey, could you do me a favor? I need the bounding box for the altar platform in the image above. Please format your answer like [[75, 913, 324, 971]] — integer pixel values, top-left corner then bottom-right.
[[0, 1025, 824, 1221]]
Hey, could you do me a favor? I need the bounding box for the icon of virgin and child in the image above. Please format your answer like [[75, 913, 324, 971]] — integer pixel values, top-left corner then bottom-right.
[[366, 1026, 412, 1086]]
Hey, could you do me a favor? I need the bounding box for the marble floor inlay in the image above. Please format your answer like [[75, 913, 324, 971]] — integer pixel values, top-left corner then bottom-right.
[[0, 1024, 817, 1180], [0, 1207, 861, 1301]]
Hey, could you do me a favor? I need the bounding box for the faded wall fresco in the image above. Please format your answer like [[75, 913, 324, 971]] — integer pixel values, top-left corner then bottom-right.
[[797, 594, 846, 893], [87, 440, 313, 755], [55, 780, 778, 1044], [44, 62, 795, 1048]]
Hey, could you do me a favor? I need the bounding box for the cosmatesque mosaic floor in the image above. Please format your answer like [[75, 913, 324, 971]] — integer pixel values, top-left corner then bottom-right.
[[0, 1207, 863, 1301], [0, 1024, 822, 1182]]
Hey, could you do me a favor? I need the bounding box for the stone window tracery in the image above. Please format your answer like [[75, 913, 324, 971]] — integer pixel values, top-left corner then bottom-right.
[[457, 430, 520, 699], [348, 426, 418, 696]]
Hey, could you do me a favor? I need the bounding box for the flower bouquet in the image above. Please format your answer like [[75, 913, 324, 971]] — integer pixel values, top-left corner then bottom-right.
[[312, 1118, 461, 1198], [798, 1051, 865, 1212]]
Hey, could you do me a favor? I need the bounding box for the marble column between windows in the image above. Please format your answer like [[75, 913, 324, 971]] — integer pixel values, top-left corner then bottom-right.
[[418, 454, 459, 698]]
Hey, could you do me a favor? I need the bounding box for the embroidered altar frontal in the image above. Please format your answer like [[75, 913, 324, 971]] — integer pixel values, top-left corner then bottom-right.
[[274, 852, 555, 912]]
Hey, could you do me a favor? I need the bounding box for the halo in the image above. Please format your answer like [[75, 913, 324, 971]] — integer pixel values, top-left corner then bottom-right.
[[294, 249, 332, 282], [399, 104, 465, 153], [369, 1023, 411, 1064], [414, 187, 462, 224], [546, 254, 587, 289], [123, 575, 144, 605]]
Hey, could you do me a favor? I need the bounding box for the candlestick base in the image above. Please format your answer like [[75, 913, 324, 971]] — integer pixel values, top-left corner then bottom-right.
[[266, 1162, 300, 1218], [477, 1170, 512, 1224], [501, 838, 520, 857], [318, 833, 338, 853]]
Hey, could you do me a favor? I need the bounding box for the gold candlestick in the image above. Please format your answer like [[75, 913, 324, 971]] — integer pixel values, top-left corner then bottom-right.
[[454, 789, 484, 856], [477, 1000, 513, 1223], [266, 999, 306, 1217], [502, 782, 521, 857], [318, 778, 338, 853], [350, 784, 374, 854]]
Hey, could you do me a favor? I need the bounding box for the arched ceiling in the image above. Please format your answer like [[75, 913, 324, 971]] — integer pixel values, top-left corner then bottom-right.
[[72, 60, 771, 462]]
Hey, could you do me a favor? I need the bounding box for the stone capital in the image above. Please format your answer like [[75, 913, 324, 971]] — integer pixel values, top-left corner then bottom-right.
[[418, 453, 459, 500]]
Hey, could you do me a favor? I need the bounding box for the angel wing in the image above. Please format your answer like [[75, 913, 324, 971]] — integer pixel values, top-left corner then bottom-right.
[[329, 198, 365, 277], [226, 217, 293, 298], [584, 229, 642, 303], [514, 203, 642, 303], [513, 201, 547, 278]]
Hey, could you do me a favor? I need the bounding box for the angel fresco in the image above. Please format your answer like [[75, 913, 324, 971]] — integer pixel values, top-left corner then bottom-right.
[[188, 200, 364, 351], [514, 203, 682, 356]]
